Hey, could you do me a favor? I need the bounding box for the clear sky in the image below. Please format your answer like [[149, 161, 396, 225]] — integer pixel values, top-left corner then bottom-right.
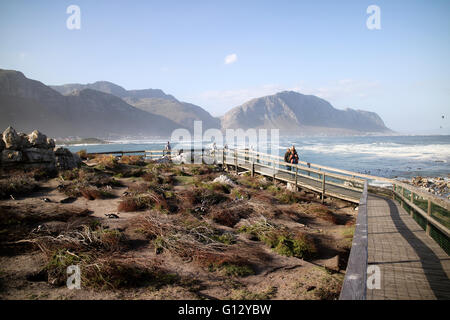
[[1, 0, 449, 134]]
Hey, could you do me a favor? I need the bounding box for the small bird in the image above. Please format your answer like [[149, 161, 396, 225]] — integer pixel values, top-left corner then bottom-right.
[[105, 213, 120, 219]]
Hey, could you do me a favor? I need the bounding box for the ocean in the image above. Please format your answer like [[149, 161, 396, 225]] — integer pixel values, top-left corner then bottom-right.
[[66, 135, 450, 180]]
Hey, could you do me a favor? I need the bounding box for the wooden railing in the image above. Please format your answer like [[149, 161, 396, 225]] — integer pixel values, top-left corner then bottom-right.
[[391, 180, 450, 254], [339, 181, 368, 300]]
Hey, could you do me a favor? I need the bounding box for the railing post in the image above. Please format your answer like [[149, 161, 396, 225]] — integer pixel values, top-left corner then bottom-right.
[[295, 166, 298, 188], [234, 149, 238, 174], [426, 199, 432, 235], [307, 163, 311, 176], [272, 161, 276, 182], [392, 184, 396, 200], [251, 161, 255, 177], [400, 186, 404, 208], [321, 173, 326, 203]]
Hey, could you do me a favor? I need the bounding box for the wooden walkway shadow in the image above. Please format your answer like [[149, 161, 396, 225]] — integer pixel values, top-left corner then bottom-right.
[[367, 195, 450, 300]]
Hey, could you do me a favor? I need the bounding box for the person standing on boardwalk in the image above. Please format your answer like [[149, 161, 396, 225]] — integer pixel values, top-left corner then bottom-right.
[[284, 147, 292, 171], [164, 141, 172, 159], [289, 146, 299, 168]]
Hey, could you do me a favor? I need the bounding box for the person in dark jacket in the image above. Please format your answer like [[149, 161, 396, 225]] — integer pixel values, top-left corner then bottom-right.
[[289, 146, 299, 167], [284, 148, 292, 171]]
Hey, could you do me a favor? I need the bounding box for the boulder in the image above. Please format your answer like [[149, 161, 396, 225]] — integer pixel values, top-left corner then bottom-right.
[[23, 148, 56, 163], [287, 182, 298, 192], [2, 127, 22, 150], [212, 175, 236, 186], [19, 133, 32, 149], [54, 147, 81, 170], [1, 150, 23, 163], [0, 134, 4, 152], [28, 130, 48, 148], [47, 138, 55, 149]]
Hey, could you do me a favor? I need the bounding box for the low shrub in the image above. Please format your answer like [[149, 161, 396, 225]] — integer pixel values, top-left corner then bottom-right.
[[117, 193, 166, 212], [239, 219, 316, 259], [211, 205, 253, 227], [300, 203, 338, 224], [119, 155, 145, 166], [94, 155, 119, 169], [76, 149, 88, 160], [0, 175, 39, 199]]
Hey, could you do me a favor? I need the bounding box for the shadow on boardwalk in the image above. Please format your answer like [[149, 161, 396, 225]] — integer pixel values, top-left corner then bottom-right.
[[386, 198, 450, 299]]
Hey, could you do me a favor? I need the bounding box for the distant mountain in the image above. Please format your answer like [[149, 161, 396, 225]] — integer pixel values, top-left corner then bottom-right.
[[51, 82, 220, 130], [0, 70, 183, 138], [1, 69, 392, 139], [221, 91, 392, 135]]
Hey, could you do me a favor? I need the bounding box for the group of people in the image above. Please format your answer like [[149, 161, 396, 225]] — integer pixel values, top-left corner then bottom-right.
[[284, 145, 299, 170]]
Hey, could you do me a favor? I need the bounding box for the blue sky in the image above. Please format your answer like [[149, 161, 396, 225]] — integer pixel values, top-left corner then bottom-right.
[[1, 0, 449, 134]]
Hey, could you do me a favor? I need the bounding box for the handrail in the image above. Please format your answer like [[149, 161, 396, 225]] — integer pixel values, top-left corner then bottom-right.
[[340, 181, 368, 300], [392, 181, 450, 238]]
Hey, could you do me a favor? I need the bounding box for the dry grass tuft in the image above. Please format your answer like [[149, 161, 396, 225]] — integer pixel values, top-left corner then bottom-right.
[[117, 192, 167, 212], [211, 204, 253, 227], [299, 203, 338, 224], [0, 175, 39, 199], [119, 155, 145, 166]]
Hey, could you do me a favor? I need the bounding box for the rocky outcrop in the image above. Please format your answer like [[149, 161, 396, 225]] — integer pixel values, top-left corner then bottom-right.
[[54, 147, 81, 170], [0, 127, 80, 170], [408, 176, 449, 198], [3, 126, 22, 150]]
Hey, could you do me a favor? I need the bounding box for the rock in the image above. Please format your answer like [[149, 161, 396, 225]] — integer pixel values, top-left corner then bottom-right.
[[0, 134, 4, 152], [54, 147, 81, 170], [54, 147, 71, 156], [47, 138, 55, 149], [2, 126, 22, 150], [156, 156, 171, 164], [28, 130, 48, 148], [19, 133, 32, 149], [212, 175, 236, 186], [22, 148, 56, 163], [287, 182, 298, 192], [1, 150, 23, 163]]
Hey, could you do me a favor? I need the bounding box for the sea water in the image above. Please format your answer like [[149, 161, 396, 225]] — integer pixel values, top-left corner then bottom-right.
[[66, 135, 450, 179]]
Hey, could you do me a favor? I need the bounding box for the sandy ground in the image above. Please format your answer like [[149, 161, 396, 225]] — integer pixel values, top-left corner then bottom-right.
[[0, 165, 356, 300]]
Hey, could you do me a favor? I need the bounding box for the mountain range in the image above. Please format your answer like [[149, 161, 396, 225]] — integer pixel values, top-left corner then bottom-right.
[[0, 69, 392, 138]]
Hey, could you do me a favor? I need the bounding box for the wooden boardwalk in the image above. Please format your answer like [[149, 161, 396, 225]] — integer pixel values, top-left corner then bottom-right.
[[366, 195, 450, 299]]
